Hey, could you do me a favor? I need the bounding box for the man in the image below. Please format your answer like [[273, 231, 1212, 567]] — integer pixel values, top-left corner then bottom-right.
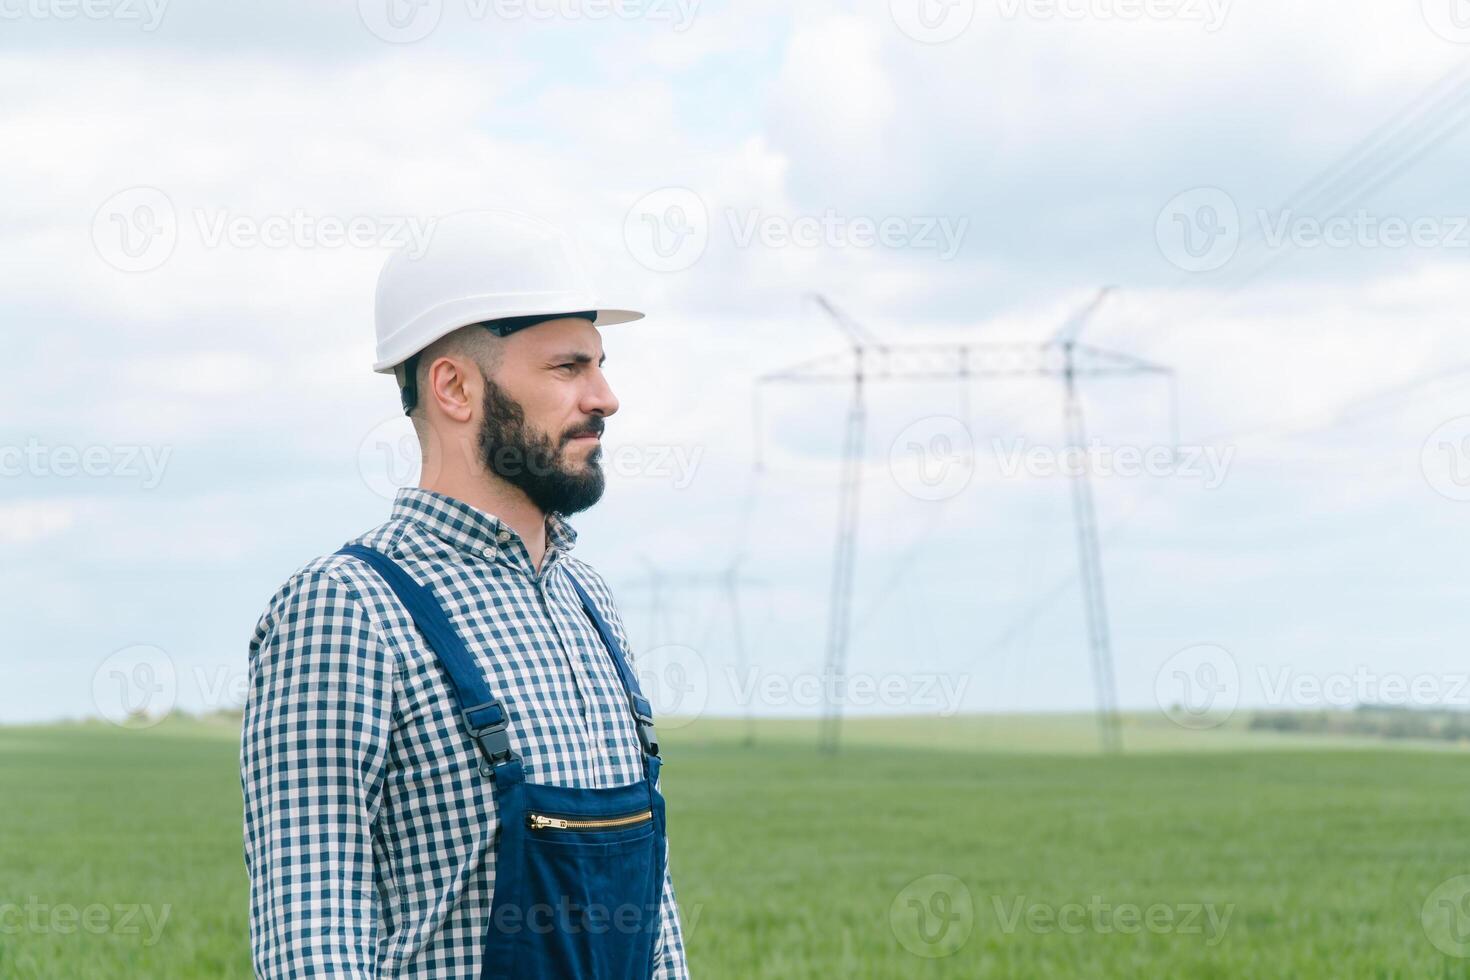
[[241, 210, 689, 979]]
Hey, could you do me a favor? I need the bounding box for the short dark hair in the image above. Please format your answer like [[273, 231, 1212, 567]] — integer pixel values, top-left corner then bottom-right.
[[396, 312, 595, 414], [398, 323, 505, 419]]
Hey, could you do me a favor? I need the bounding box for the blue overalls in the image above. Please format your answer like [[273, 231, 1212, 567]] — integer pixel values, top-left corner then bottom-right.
[[337, 544, 667, 980]]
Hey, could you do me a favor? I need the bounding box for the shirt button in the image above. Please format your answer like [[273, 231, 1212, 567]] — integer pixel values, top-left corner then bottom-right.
[[496, 530, 512, 544], [481, 546, 495, 558]]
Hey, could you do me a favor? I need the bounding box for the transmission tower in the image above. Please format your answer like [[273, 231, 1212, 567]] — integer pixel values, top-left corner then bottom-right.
[[756, 289, 1174, 754]]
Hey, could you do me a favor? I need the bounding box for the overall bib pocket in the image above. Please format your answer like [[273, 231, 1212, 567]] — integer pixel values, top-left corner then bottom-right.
[[483, 774, 666, 980]]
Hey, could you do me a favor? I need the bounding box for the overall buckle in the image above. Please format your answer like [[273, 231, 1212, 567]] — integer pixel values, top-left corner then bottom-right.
[[461, 700, 518, 775], [629, 694, 660, 758]]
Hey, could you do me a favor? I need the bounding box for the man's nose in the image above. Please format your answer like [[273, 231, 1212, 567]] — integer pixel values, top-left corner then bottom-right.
[[583, 369, 619, 418]]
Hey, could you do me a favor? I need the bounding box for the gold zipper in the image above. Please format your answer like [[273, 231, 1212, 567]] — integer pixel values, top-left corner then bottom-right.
[[527, 809, 653, 832]]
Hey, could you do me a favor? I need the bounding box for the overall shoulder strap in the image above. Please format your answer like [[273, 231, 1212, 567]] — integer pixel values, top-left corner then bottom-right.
[[562, 569, 661, 760], [336, 544, 520, 779]]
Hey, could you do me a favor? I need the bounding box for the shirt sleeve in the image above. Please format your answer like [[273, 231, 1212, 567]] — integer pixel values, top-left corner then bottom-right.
[[241, 567, 395, 979], [652, 838, 691, 979]]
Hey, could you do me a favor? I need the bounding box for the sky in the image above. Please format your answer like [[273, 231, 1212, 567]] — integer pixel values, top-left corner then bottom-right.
[[5, 0, 1470, 734]]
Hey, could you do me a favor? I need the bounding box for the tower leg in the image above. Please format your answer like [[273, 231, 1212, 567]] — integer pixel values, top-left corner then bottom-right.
[[819, 380, 866, 754]]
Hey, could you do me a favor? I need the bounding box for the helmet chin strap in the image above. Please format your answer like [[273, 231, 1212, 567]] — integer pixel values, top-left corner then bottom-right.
[[396, 355, 421, 416]]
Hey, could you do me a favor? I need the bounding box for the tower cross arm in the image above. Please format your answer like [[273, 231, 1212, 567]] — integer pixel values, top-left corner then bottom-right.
[[758, 342, 1171, 384]]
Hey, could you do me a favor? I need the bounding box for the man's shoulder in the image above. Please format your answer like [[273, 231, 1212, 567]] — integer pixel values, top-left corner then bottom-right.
[[559, 555, 615, 603], [558, 556, 633, 642], [248, 517, 427, 648]]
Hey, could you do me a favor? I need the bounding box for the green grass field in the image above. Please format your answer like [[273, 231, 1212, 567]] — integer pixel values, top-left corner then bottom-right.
[[2, 714, 1469, 978]]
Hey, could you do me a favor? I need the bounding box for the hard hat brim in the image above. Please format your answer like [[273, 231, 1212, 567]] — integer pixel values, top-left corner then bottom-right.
[[372, 306, 644, 374]]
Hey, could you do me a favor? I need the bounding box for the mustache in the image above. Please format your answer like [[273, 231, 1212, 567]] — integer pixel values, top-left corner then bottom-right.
[[563, 417, 605, 443]]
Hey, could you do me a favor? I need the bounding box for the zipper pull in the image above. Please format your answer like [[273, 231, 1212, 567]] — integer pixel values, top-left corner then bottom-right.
[[529, 814, 569, 830]]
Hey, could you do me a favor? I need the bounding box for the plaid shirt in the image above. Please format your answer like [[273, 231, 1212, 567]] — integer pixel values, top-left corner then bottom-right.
[[241, 487, 689, 979]]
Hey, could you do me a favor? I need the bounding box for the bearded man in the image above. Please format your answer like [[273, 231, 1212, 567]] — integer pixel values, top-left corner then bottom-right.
[[240, 211, 689, 980]]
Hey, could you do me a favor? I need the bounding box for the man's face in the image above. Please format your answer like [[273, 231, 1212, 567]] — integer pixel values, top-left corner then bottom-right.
[[475, 317, 620, 516]]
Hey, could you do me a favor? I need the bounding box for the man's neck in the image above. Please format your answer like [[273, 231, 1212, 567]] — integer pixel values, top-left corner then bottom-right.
[[419, 472, 550, 573]]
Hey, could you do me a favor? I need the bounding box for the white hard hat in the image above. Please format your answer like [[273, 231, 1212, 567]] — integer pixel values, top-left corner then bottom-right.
[[372, 209, 642, 374]]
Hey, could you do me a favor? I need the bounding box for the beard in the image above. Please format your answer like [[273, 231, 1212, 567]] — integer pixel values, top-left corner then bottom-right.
[[475, 376, 606, 516]]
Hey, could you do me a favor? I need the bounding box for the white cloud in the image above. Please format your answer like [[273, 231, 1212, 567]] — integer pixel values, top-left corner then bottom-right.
[[0, 499, 82, 544], [6, 3, 1470, 720]]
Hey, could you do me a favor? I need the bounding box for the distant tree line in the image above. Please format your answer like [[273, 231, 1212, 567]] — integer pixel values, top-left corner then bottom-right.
[[1249, 705, 1470, 742]]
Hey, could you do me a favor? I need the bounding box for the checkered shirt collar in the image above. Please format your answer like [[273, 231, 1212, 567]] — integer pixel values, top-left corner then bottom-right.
[[391, 486, 578, 557]]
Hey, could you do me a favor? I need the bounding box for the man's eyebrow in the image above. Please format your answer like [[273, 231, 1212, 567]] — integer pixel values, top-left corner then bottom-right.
[[552, 351, 607, 366]]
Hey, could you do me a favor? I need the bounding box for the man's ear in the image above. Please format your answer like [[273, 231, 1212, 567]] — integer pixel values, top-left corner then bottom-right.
[[425, 355, 478, 424]]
